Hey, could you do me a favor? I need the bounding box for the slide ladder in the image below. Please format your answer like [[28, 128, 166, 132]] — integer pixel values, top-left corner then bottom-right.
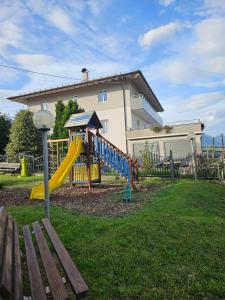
[[90, 132, 138, 186]]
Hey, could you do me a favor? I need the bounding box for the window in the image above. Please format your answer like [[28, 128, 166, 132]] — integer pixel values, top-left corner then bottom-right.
[[100, 119, 108, 134], [98, 91, 108, 103], [41, 101, 48, 110]]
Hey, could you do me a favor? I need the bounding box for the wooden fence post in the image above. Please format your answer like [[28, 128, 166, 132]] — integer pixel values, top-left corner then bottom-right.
[[129, 159, 134, 189]]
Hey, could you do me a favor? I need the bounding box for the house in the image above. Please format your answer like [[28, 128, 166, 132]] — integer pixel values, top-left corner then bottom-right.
[[8, 69, 203, 158]]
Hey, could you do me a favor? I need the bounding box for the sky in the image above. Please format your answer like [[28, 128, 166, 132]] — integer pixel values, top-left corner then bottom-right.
[[0, 0, 225, 135]]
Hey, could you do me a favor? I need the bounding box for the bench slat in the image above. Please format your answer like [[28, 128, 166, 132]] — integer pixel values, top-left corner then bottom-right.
[[0, 207, 7, 267], [33, 221, 68, 300], [13, 221, 23, 300], [0, 215, 13, 297], [23, 225, 47, 300], [42, 218, 89, 298]]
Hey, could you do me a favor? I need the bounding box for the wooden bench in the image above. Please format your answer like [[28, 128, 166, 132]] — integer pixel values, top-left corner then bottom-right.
[[0, 163, 21, 175], [0, 206, 89, 299]]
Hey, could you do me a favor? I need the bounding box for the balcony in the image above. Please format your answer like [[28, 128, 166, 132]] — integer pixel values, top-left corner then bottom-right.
[[131, 94, 163, 125]]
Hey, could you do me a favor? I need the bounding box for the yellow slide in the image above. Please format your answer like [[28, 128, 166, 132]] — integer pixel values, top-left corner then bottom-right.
[[30, 136, 83, 200]]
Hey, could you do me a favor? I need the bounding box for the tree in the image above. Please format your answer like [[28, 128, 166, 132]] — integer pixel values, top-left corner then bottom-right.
[[52, 99, 84, 139], [6, 109, 42, 158], [0, 113, 11, 154], [139, 141, 160, 172], [139, 142, 152, 172], [51, 100, 65, 139]]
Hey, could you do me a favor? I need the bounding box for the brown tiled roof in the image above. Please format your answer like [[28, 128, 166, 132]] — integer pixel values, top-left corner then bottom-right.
[[8, 70, 164, 112]]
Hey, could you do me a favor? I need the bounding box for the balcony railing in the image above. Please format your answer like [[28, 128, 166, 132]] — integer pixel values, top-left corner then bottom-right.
[[131, 94, 163, 125]]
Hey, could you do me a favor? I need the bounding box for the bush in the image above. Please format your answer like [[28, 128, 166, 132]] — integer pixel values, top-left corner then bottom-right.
[[6, 110, 42, 158], [152, 124, 163, 133], [0, 113, 11, 154]]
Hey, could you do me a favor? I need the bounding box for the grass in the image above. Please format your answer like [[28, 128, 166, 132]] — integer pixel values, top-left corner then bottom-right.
[[7, 179, 225, 299], [0, 174, 43, 188]]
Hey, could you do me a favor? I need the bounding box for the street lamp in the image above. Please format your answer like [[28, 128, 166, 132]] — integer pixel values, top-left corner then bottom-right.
[[33, 109, 54, 219], [188, 133, 197, 180]]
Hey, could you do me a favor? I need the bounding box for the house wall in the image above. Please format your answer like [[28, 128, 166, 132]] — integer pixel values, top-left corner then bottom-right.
[[127, 123, 202, 158], [27, 81, 131, 152]]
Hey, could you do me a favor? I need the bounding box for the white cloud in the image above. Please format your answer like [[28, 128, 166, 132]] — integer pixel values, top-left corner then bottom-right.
[[159, 0, 175, 7], [0, 91, 25, 116], [0, 22, 22, 49], [180, 91, 225, 112], [191, 18, 225, 57], [139, 21, 183, 48], [159, 91, 225, 135], [0, 1, 27, 54], [15, 54, 55, 66], [149, 58, 208, 85], [198, 0, 225, 16], [47, 7, 76, 35], [146, 16, 225, 88]]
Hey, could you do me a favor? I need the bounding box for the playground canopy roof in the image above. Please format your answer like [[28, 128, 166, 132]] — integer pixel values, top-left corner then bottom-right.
[[64, 111, 103, 129]]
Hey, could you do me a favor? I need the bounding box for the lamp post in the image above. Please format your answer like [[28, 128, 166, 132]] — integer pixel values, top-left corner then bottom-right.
[[188, 133, 197, 180], [33, 109, 54, 220]]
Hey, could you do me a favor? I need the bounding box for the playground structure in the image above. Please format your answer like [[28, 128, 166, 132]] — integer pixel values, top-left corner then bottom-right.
[[30, 111, 139, 200]]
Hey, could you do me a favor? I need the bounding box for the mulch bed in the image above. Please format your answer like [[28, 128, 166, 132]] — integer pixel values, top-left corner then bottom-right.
[[0, 184, 160, 216]]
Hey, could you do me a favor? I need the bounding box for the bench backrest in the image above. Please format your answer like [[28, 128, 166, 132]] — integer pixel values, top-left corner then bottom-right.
[[0, 163, 21, 170], [0, 207, 89, 300], [0, 207, 22, 299]]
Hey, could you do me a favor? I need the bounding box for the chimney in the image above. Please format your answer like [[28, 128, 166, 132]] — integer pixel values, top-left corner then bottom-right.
[[81, 68, 89, 82]]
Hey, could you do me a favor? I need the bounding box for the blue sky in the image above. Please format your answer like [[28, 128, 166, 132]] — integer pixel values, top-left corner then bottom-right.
[[0, 0, 225, 135]]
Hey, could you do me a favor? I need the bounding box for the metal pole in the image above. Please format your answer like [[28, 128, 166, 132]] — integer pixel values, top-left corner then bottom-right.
[[221, 133, 224, 155], [191, 139, 197, 180], [42, 130, 50, 220], [169, 149, 175, 179]]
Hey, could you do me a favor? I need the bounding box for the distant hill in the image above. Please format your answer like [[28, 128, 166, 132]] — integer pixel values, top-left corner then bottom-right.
[[202, 134, 224, 147]]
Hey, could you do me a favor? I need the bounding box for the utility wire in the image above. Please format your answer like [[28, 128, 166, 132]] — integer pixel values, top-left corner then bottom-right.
[[0, 63, 80, 81]]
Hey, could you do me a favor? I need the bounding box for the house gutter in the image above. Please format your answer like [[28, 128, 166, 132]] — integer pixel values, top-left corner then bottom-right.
[[120, 83, 129, 154]]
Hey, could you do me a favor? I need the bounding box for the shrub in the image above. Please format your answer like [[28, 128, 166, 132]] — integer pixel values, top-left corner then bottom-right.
[[152, 124, 163, 133], [6, 110, 42, 158], [0, 112, 11, 154]]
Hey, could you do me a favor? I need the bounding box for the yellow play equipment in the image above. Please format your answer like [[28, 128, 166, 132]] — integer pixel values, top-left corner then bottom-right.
[[30, 136, 83, 200], [73, 164, 99, 183]]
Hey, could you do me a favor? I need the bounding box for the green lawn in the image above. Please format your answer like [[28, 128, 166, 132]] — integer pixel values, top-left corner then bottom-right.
[[0, 174, 43, 188], [7, 180, 225, 299]]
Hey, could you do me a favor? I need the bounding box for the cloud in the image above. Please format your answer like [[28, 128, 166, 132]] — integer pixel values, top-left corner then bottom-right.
[[180, 91, 225, 112], [159, 91, 225, 135], [159, 0, 175, 7], [0, 1, 27, 55], [15, 54, 55, 66], [146, 16, 225, 88], [191, 18, 225, 57], [47, 7, 77, 35], [138, 21, 183, 48], [0, 21, 22, 49], [149, 58, 208, 85], [198, 0, 225, 16], [0, 90, 25, 115]]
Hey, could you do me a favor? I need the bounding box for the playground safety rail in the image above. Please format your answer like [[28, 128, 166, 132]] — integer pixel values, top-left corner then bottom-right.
[[90, 131, 139, 188]]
